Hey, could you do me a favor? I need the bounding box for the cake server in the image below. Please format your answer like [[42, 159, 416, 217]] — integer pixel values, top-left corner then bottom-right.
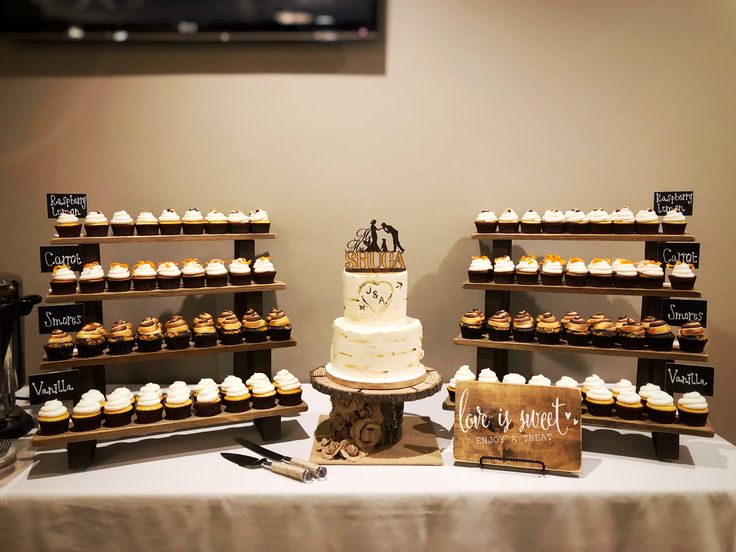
[[235, 437, 327, 479], [221, 452, 314, 483]]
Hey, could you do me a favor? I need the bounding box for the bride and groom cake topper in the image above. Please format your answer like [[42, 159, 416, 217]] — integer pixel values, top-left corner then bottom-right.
[[345, 219, 406, 272]]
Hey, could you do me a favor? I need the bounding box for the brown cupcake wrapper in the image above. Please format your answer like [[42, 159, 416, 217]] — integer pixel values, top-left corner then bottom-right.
[[55, 224, 82, 237], [84, 224, 109, 237]]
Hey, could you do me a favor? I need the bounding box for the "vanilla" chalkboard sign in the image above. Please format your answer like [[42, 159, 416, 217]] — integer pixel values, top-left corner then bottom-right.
[[664, 363, 714, 396], [29, 369, 80, 405]]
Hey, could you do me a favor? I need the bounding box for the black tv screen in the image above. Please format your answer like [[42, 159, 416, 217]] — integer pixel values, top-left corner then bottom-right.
[[0, 0, 379, 42]]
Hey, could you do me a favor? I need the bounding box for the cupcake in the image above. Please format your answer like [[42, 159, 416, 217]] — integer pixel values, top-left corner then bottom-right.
[[584, 386, 614, 417], [164, 315, 191, 350], [228, 210, 250, 233], [564, 258, 588, 287], [502, 373, 526, 385], [661, 208, 687, 234], [448, 365, 476, 401], [610, 206, 636, 234], [641, 315, 657, 330], [108, 320, 135, 355], [540, 255, 565, 285], [581, 375, 605, 397], [646, 391, 676, 423], [245, 372, 270, 392], [560, 310, 580, 340], [459, 308, 485, 339], [512, 310, 535, 342], [135, 389, 164, 424], [107, 262, 132, 292], [586, 312, 607, 328], [54, 212, 82, 237], [587, 209, 612, 234], [37, 399, 70, 435], [205, 259, 228, 287], [110, 210, 135, 236], [78, 262, 106, 293], [195, 382, 222, 417], [228, 258, 252, 285], [252, 256, 277, 284], [242, 311, 269, 343], [220, 375, 243, 399], [611, 259, 637, 288], [678, 321, 708, 353], [83, 210, 109, 237], [157, 261, 181, 290], [477, 368, 499, 383], [487, 310, 512, 341], [182, 208, 205, 234], [44, 329, 75, 360], [132, 261, 157, 291], [615, 390, 644, 420], [614, 316, 635, 344], [49, 265, 77, 295], [71, 396, 103, 431], [181, 258, 206, 288], [219, 312, 243, 345], [136, 317, 163, 352], [81, 389, 105, 409], [564, 209, 589, 234], [104, 393, 133, 427], [217, 309, 235, 334], [635, 209, 660, 234], [587, 258, 613, 287], [535, 313, 561, 345], [677, 392, 709, 426], [619, 322, 646, 350], [515, 256, 539, 285], [646, 320, 674, 351], [520, 210, 542, 233], [541, 209, 565, 233], [555, 376, 580, 390], [590, 319, 616, 348], [638, 384, 661, 409], [224, 381, 252, 413], [251, 379, 277, 409], [528, 374, 551, 386], [248, 209, 271, 233], [497, 208, 519, 233], [109, 387, 136, 412], [565, 317, 590, 346], [158, 208, 182, 235], [76, 323, 106, 357], [611, 378, 635, 398], [267, 309, 292, 341], [276, 373, 302, 406], [492, 255, 515, 284], [272, 370, 291, 389], [164, 382, 192, 420], [205, 209, 228, 234], [194, 378, 217, 399], [139, 382, 163, 404], [474, 210, 498, 233], [638, 260, 665, 288], [467, 255, 493, 283], [192, 314, 218, 348], [135, 211, 159, 235], [669, 261, 696, 290]]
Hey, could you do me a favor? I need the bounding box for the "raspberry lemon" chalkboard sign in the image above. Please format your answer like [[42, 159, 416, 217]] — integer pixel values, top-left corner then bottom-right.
[[653, 191, 694, 216], [46, 193, 87, 218]]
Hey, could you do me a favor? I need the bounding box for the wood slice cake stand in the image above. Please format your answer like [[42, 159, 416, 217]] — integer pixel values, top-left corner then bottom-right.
[[310, 366, 442, 447]]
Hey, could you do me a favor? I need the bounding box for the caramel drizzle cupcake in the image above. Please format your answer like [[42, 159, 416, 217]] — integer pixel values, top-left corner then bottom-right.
[[109, 320, 133, 338], [566, 317, 589, 333], [242, 312, 267, 330], [616, 316, 635, 329], [165, 315, 190, 336], [138, 317, 163, 337], [77, 323, 103, 340], [267, 309, 291, 328], [641, 315, 657, 329], [646, 320, 672, 335], [194, 312, 214, 325], [220, 314, 242, 331], [460, 308, 485, 328], [620, 322, 645, 337], [591, 319, 615, 332], [587, 312, 607, 326], [193, 318, 217, 334], [513, 310, 534, 329], [679, 321, 705, 337], [217, 309, 236, 328], [487, 310, 512, 329], [47, 329, 73, 344], [536, 313, 561, 330], [561, 310, 580, 328]]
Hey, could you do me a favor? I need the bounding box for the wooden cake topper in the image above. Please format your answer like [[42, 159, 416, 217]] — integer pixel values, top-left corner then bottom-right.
[[345, 220, 406, 272]]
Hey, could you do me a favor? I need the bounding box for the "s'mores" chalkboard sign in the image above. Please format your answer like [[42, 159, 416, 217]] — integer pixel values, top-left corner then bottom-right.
[[37, 304, 85, 334], [653, 191, 694, 216], [46, 193, 87, 218], [662, 298, 707, 327]]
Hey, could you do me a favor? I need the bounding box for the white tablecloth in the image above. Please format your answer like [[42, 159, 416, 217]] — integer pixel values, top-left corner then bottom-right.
[[1, 385, 735, 552]]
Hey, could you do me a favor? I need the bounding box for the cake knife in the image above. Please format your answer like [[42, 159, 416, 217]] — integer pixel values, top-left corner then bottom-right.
[[221, 453, 314, 483], [235, 437, 327, 479]]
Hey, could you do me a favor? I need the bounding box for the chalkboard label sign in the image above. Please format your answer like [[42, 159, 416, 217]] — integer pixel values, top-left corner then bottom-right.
[[47, 193, 87, 218], [40, 245, 83, 273], [664, 363, 714, 396], [37, 304, 85, 334], [653, 191, 694, 216], [29, 369, 80, 405], [662, 298, 707, 327], [657, 242, 700, 268]]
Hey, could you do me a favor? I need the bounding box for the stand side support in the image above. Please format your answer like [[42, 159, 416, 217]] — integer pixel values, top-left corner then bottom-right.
[[67, 439, 97, 470], [254, 415, 282, 441], [652, 431, 680, 460]]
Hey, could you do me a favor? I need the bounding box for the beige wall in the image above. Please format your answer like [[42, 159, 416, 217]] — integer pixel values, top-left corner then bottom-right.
[[1, 0, 735, 442]]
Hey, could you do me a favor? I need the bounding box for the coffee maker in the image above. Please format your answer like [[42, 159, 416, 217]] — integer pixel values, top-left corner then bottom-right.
[[0, 281, 40, 439]]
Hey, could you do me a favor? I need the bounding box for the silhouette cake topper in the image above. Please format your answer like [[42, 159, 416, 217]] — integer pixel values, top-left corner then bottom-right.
[[345, 219, 406, 272]]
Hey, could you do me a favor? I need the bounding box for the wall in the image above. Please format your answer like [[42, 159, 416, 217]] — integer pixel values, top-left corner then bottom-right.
[[1, 0, 735, 442]]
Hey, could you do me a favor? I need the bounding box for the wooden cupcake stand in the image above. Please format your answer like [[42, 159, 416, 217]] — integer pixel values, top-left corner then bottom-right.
[[34, 230, 306, 469], [450, 231, 713, 461]]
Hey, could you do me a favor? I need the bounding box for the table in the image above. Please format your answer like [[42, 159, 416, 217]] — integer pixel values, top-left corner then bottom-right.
[[1, 385, 735, 552]]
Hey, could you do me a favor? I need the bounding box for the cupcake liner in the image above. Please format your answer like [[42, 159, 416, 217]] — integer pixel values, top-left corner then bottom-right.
[[195, 401, 222, 417], [229, 222, 251, 234], [669, 275, 696, 290], [515, 271, 538, 285], [589, 222, 613, 234], [157, 276, 181, 290], [104, 408, 133, 427], [206, 274, 228, 287], [564, 273, 588, 287], [252, 271, 277, 284], [193, 333, 218, 348], [165, 402, 192, 420], [224, 396, 251, 413], [244, 329, 269, 343], [636, 222, 660, 234], [541, 221, 564, 233], [135, 406, 164, 424], [540, 273, 563, 285], [474, 221, 498, 233], [588, 274, 613, 288], [135, 224, 159, 236], [182, 222, 205, 234], [591, 332, 616, 348], [536, 331, 560, 345], [497, 222, 519, 233], [229, 273, 253, 286], [566, 332, 590, 347], [520, 222, 542, 233], [468, 270, 492, 283], [205, 222, 228, 234], [55, 224, 82, 238], [136, 336, 163, 353], [132, 277, 157, 291], [639, 275, 664, 289], [108, 338, 135, 356], [220, 330, 243, 345], [677, 408, 708, 427], [646, 334, 674, 351], [165, 333, 191, 350], [250, 222, 271, 234], [448, 389, 456, 403], [277, 389, 302, 406], [107, 278, 132, 292], [76, 340, 106, 358], [677, 335, 708, 353], [111, 223, 135, 236], [44, 343, 74, 361], [565, 222, 590, 234], [268, 327, 292, 341], [84, 224, 109, 237], [585, 400, 614, 417], [72, 412, 102, 432], [647, 407, 676, 424], [79, 279, 106, 294], [493, 271, 515, 284], [612, 222, 636, 234], [615, 403, 643, 420], [38, 416, 70, 435], [159, 222, 182, 235], [512, 327, 535, 343], [620, 335, 646, 350], [662, 222, 687, 234], [50, 280, 77, 295], [252, 393, 277, 409], [460, 325, 484, 339], [488, 327, 511, 341], [613, 275, 638, 288], [182, 275, 206, 288]]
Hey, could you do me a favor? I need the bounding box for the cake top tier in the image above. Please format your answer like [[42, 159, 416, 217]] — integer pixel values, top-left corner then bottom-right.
[[344, 219, 406, 272]]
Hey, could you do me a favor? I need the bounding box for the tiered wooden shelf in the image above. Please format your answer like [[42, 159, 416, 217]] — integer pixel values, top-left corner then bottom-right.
[[457, 228, 711, 461], [50, 232, 276, 244]]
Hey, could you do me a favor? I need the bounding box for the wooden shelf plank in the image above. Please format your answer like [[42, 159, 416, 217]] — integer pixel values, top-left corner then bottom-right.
[[45, 281, 286, 303], [462, 281, 701, 298], [32, 401, 308, 447], [50, 232, 276, 245], [40, 339, 298, 370], [472, 232, 695, 242], [453, 336, 707, 361]]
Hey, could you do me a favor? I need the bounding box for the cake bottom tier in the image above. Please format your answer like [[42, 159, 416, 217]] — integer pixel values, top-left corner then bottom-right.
[[327, 316, 426, 386]]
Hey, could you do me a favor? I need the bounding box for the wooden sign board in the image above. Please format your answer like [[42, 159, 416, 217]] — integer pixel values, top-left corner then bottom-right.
[[47, 193, 87, 218], [37, 304, 85, 334], [39, 245, 83, 273], [453, 382, 582, 475], [664, 363, 714, 396], [29, 369, 80, 405], [662, 298, 707, 327], [657, 242, 700, 268], [653, 191, 694, 216]]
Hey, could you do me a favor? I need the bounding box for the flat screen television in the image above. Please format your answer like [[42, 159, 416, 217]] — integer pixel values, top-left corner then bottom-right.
[[0, 0, 379, 42]]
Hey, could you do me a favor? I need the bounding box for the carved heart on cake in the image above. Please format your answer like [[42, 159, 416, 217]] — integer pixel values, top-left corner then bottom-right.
[[359, 281, 394, 314]]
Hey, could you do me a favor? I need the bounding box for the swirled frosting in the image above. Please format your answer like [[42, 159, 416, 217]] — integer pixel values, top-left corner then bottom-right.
[[502, 373, 526, 385], [612, 378, 635, 395], [248, 209, 270, 222], [47, 329, 73, 345], [267, 309, 290, 328], [52, 265, 77, 281], [678, 391, 708, 410], [663, 209, 686, 223], [166, 382, 191, 405], [39, 399, 69, 419], [225, 381, 250, 399], [493, 256, 515, 273], [76, 323, 104, 340], [635, 209, 659, 223], [157, 261, 181, 277], [647, 391, 674, 407], [646, 320, 672, 336], [561, 311, 580, 327], [528, 374, 552, 386], [613, 259, 637, 276], [516, 256, 538, 273], [620, 322, 644, 337], [278, 374, 301, 392], [109, 320, 133, 338], [56, 212, 79, 225], [205, 259, 227, 276], [73, 396, 101, 415], [566, 258, 588, 275], [587, 313, 607, 326], [183, 208, 204, 222], [104, 394, 131, 413], [137, 389, 163, 408], [521, 210, 541, 223], [82, 389, 105, 404], [671, 261, 695, 278], [468, 256, 492, 271], [583, 374, 605, 389], [136, 211, 158, 224], [228, 210, 249, 223], [165, 315, 190, 335], [108, 262, 130, 280], [137, 317, 162, 338], [498, 209, 518, 223], [586, 386, 613, 402], [591, 319, 615, 333], [536, 313, 560, 330], [616, 390, 641, 406], [139, 382, 162, 399], [639, 260, 664, 277], [159, 209, 180, 222], [79, 262, 105, 281], [611, 207, 635, 223], [253, 256, 275, 273], [587, 208, 610, 223], [588, 258, 612, 276], [132, 261, 156, 278], [513, 310, 534, 329], [205, 210, 227, 223], [229, 258, 251, 274], [679, 321, 706, 337], [252, 380, 276, 396], [542, 209, 564, 223], [487, 310, 512, 330], [193, 317, 216, 335], [245, 373, 270, 389], [567, 317, 589, 333], [555, 376, 579, 388], [196, 382, 220, 403], [111, 210, 133, 224], [541, 255, 565, 274], [84, 210, 107, 225], [449, 365, 475, 388], [475, 210, 497, 222], [477, 368, 498, 383], [220, 314, 242, 331], [220, 375, 243, 394], [243, 311, 267, 330], [182, 258, 205, 276], [564, 209, 588, 223]]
